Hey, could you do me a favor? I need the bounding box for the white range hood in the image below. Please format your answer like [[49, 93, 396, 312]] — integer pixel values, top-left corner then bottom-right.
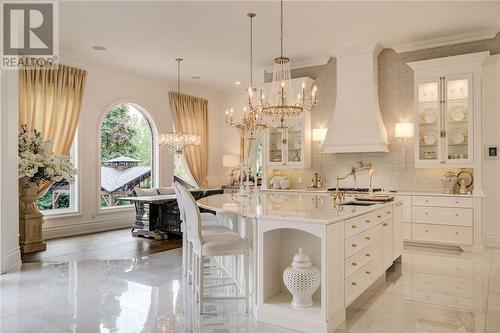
[[323, 43, 389, 153]]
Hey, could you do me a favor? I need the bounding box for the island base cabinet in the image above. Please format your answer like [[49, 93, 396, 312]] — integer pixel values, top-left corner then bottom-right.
[[412, 223, 473, 246]]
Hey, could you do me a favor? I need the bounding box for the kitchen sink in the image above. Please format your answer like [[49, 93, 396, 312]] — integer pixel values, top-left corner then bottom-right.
[[340, 201, 377, 206]]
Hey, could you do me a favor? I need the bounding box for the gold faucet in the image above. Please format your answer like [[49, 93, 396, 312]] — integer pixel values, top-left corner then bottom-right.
[[335, 167, 357, 190]]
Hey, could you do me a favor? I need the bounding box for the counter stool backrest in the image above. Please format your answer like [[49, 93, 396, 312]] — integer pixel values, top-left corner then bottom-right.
[[176, 183, 203, 249]]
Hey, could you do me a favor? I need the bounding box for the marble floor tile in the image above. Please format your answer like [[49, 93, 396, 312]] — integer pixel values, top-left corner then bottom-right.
[[1, 245, 500, 333]]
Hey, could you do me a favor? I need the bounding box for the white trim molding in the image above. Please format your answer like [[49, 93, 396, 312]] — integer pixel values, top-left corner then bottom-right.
[[485, 233, 500, 248], [43, 218, 133, 240], [392, 29, 499, 54]]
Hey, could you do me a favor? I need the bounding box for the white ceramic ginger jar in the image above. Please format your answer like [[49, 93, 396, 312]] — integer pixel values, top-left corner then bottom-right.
[[283, 248, 321, 307]]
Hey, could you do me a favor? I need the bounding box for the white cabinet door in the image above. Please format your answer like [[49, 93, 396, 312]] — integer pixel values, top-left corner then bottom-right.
[[381, 219, 394, 269], [393, 203, 404, 261]]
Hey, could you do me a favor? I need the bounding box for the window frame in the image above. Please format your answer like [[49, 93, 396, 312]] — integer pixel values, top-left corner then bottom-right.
[[97, 101, 159, 213]]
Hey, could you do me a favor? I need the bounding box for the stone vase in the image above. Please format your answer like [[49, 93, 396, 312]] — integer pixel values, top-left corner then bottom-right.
[[19, 177, 46, 253]]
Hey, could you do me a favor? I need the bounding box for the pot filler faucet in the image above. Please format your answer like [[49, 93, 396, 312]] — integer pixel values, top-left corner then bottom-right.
[[335, 161, 376, 191]]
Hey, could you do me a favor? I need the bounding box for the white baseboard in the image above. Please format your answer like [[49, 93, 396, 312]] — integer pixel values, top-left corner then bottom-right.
[[1, 247, 21, 274], [485, 233, 500, 248], [43, 218, 132, 240]]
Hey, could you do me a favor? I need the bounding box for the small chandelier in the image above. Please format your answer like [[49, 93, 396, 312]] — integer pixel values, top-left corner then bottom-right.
[[258, 0, 317, 128], [158, 132, 200, 154], [159, 58, 201, 153], [225, 12, 266, 140]]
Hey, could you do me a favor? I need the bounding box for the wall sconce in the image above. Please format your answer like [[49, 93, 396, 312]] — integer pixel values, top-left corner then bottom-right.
[[395, 122, 414, 168], [312, 128, 328, 188], [312, 128, 328, 143]]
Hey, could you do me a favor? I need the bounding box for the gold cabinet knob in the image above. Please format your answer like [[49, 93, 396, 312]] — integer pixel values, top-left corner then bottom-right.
[[365, 271, 372, 275], [425, 200, 429, 203], [455, 201, 459, 204], [425, 229, 429, 232], [365, 219, 371, 224], [383, 223, 389, 226], [377, 215, 382, 218], [352, 262, 358, 266], [352, 225, 357, 229], [387, 211, 391, 214], [455, 214, 459, 217], [455, 232, 459, 235], [352, 243, 357, 247], [366, 236, 371, 240], [352, 282, 357, 286], [425, 212, 429, 215], [365, 253, 371, 257]]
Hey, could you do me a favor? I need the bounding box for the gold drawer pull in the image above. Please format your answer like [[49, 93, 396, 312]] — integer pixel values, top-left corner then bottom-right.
[[365, 219, 371, 223], [352, 262, 358, 266], [352, 225, 357, 229], [352, 243, 357, 247], [365, 253, 371, 257], [455, 214, 459, 217], [387, 211, 391, 214], [352, 282, 357, 286], [377, 215, 382, 218], [425, 229, 429, 232], [425, 200, 429, 203], [366, 236, 371, 240], [425, 212, 429, 215], [455, 201, 460, 204], [365, 270, 372, 275], [455, 232, 459, 235], [383, 223, 389, 226]]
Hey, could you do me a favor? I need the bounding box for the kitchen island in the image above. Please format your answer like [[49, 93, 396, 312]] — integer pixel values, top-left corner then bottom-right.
[[198, 192, 403, 333]]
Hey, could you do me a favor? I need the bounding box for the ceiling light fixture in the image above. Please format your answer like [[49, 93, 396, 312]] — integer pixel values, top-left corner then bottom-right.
[[257, 0, 317, 128], [235, 81, 241, 85], [158, 58, 201, 154]]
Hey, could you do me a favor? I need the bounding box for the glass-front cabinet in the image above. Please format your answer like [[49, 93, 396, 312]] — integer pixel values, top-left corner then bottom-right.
[[415, 76, 473, 166], [264, 111, 311, 168], [408, 52, 488, 168]]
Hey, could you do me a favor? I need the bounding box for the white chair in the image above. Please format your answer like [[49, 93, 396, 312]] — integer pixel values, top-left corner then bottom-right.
[[176, 183, 250, 314], [173, 183, 232, 282]]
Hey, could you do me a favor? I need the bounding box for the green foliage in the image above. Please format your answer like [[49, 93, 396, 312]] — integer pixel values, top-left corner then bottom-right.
[[100, 104, 152, 165], [36, 186, 70, 211]]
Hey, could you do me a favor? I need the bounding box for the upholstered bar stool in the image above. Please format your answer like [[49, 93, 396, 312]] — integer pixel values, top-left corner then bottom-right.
[[176, 183, 250, 314]]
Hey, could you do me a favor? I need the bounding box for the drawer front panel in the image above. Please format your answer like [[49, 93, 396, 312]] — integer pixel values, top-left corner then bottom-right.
[[345, 228, 377, 258], [344, 244, 376, 278], [412, 224, 473, 245], [372, 206, 393, 223], [403, 222, 412, 240], [345, 262, 375, 305], [412, 196, 473, 208], [345, 213, 375, 238], [412, 206, 472, 227]]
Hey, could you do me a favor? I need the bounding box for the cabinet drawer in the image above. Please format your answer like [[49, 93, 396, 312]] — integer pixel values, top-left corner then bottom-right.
[[372, 206, 393, 223], [412, 206, 472, 227], [345, 244, 376, 278], [345, 213, 376, 238], [412, 224, 473, 245], [345, 262, 376, 305], [403, 222, 412, 240], [345, 227, 377, 258], [412, 196, 473, 208]]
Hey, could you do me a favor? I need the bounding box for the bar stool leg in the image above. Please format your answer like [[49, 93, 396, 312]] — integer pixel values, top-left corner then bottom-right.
[[198, 255, 205, 314], [243, 254, 250, 312]]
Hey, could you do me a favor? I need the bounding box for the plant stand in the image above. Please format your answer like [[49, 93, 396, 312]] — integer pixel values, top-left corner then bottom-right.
[[19, 178, 46, 254]]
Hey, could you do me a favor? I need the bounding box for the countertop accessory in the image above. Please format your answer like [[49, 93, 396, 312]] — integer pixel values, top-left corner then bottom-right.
[[279, 176, 290, 189], [283, 248, 321, 307], [441, 170, 457, 194]]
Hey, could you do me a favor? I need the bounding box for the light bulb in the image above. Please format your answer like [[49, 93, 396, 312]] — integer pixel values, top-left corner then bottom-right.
[[302, 82, 306, 89], [281, 81, 285, 88]]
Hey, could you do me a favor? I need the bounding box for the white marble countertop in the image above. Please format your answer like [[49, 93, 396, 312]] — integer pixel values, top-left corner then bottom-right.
[[257, 188, 482, 198], [198, 192, 400, 225]]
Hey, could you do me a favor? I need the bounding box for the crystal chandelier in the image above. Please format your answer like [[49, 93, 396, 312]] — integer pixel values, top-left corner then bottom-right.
[[258, 0, 317, 128], [159, 58, 201, 154], [225, 12, 267, 140]]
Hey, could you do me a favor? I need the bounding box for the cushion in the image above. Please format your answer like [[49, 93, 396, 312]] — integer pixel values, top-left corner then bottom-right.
[[134, 187, 159, 196], [158, 186, 176, 195], [201, 233, 248, 252]]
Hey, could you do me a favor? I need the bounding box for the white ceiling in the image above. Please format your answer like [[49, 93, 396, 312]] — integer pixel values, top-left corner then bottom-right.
[[60, 1, 500, 92]]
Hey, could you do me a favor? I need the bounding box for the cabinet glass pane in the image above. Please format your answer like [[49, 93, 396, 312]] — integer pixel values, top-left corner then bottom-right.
[[418, 82, 440, 161], [446, 79, 469, 161], [269, 128, 283, 163], [287, 123, 302, 163]]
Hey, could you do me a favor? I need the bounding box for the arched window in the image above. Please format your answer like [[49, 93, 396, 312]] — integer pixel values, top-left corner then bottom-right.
[[99, 102, 155, 207]]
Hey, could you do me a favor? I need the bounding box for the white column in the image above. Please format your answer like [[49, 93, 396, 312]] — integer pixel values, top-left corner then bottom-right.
[[0, 70, 21, 274]]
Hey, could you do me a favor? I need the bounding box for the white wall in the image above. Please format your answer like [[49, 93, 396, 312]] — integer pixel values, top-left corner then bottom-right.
[[482, 54, 500, 248], [43, 53, 222, 239], [0, 70, 21, 273]]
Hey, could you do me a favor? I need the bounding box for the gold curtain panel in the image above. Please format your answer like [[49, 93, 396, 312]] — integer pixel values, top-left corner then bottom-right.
[[169, 91, 208, 187]]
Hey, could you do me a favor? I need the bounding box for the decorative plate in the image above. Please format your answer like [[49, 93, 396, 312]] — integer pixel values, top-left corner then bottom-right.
[[449, 127, 467, 145], [456, 170, 473, 188], [449, 105, 466, 122], [292, 138, 301, 150], [276, 139, 283, 150], [422, 130, 437, 145], [421, 107, 438, 124]]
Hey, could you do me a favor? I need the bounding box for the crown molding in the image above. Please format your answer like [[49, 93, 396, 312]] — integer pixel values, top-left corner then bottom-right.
[[263, 56, 331, 73], [391, 29, 499, 54]]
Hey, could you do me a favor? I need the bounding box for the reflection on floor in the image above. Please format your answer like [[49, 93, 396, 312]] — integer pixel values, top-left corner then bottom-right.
[[21, 228, 183, 263], [2, 245, 500, 332]]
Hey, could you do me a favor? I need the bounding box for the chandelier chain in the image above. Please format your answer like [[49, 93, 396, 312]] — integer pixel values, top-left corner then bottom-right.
[[175, 58, 182, 94], [250, 13, 253, 88], [280, 0, 284, 58]]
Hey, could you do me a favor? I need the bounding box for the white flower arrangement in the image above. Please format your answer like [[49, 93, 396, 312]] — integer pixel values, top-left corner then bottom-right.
[[18, 124, 77, 185]]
